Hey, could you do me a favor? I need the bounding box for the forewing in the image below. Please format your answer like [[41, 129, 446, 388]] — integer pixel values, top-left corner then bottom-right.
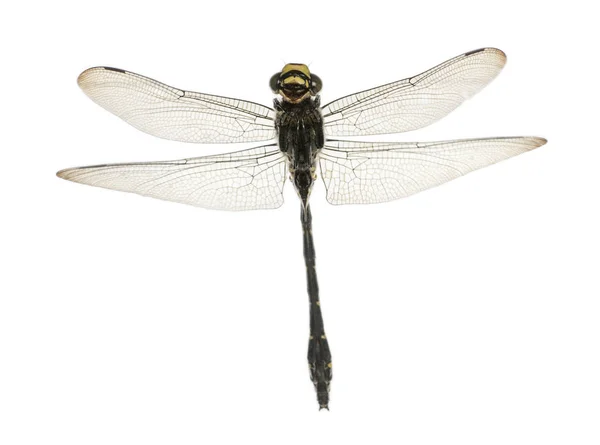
[[57, 145, 287, 211], [322, 48, 507, 137], [319, 137, 546, 205], [78, 67, 276, 143]]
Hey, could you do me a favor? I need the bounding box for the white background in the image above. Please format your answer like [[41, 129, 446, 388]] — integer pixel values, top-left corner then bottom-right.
[[1, 1, 598, 444]]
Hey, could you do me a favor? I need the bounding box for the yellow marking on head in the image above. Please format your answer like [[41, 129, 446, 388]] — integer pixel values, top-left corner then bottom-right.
[[281, 63, 310, 77], [282, 76, 307, 86], [280, 64, 310, 91]]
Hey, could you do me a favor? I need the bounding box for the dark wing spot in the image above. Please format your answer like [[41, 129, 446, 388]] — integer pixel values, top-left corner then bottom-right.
[[103, 67, 126, 73], [464, 48, 486, 57]]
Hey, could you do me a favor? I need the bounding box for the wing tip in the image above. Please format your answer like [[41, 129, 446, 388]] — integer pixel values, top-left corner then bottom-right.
[[77, 66, 127, 89], [56, 168, 71, 180], [490, 48, 507, 65], [490, 136, 547, 149], [77, 67, 96, 89], [516, 136, 547, 151], [464, 47, 507, 66]]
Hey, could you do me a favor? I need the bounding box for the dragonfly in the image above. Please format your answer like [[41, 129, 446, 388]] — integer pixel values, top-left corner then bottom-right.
[[57, 48, 546, 410]]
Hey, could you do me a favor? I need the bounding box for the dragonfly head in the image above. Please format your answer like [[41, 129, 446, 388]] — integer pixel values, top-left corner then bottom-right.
[[270, 63, 322, 104]]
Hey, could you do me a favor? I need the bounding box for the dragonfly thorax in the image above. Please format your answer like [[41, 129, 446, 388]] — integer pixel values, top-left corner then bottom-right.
[[274, 97, 324, 208]]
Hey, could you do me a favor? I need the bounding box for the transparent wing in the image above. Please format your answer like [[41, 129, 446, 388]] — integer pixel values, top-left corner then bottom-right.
[[57, 145, 288, 211], [319, 137, 546, 205], [78, 67, 276, 143], [322, 48, 507, 137]]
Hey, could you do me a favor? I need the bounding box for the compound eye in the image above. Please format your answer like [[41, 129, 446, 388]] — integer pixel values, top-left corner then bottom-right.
[[310, 74, 322, 94], [269, 72, 281, 93]]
